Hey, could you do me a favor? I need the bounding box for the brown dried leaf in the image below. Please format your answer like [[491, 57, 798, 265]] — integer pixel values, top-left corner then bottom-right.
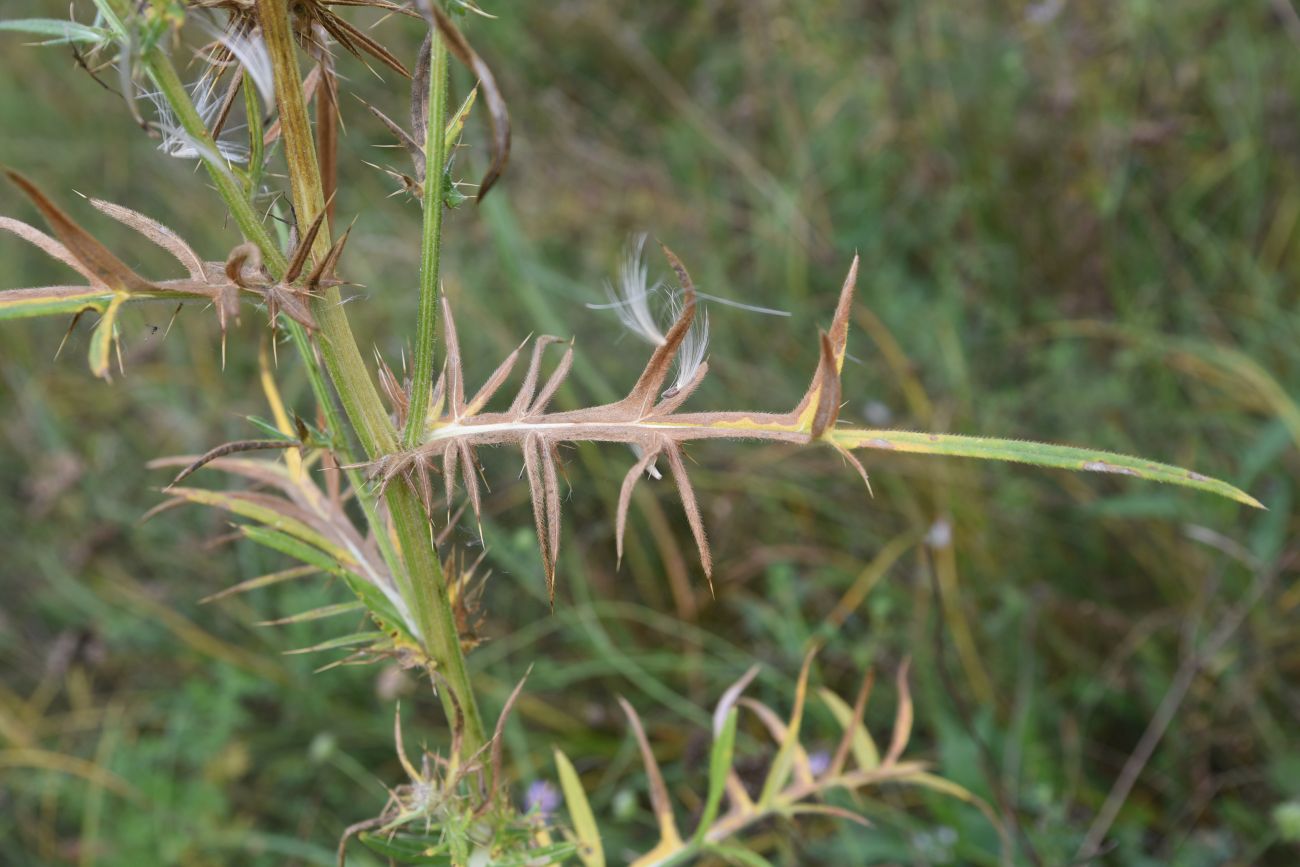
[[882, 658, 913, 767], [617, 696, 682, 848], [7, 172, 152, 292], [662, 444, 712, 582], [508, 336, 564, 418], [615, 444, 662, 569], [464, 338, 525, 416], [88, 199, 205, 280], [0, 217, 97, 284], [828, 668, 876, 778], [167, 439, 298, 487], [485, 668, 531, 811], [527, 341, 573, 417]]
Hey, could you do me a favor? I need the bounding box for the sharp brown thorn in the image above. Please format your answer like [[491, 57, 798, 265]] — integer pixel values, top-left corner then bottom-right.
[[520, 433, 554, 604], [508, 335, 563, 418], [285, 207, 328, 283], [663, 443, 713, 591], [809, 331, 842, 439], [616, 443, 662, 569], [527, 340, 573, 417]]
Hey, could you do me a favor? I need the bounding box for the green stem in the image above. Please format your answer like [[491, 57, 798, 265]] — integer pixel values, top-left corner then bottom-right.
[[403, 29, 451, 449], [144, 53, 285, 272], [255, 0, 485, 752]]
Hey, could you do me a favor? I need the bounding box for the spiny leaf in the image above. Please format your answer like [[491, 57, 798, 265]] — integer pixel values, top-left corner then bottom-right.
[[409, 248, 1259, 603], [6, 171, 152, 292]]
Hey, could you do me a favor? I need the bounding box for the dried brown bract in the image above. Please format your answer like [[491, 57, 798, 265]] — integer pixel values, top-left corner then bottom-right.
[[0, 172, 249, 377]]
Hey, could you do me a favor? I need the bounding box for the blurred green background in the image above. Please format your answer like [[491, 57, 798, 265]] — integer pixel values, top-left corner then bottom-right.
[[2, 0, 1298, 864]]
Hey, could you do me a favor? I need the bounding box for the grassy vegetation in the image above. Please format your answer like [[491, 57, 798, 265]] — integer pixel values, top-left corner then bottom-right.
[[1, 0, 1297, 864]]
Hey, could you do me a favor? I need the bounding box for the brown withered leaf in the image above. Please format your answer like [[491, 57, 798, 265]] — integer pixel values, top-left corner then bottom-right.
[[0, 174, 259, 375]]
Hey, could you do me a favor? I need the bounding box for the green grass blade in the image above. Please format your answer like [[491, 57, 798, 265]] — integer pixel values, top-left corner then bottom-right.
[[259, 601, 365, 626], [0, 18, 110, 44], [832, 428, 1263, 508], [165, 487, 350, 564], [692, 706, 738, 845], [239, 525, 342, 575]]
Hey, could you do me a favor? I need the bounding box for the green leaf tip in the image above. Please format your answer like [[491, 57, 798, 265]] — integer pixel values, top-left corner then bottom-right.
[[833, 428, 1264, 509]]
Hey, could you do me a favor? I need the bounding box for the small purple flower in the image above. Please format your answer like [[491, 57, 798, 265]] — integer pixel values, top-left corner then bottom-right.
[[808, 750, 831, 778], [525, 780, 561, 818]]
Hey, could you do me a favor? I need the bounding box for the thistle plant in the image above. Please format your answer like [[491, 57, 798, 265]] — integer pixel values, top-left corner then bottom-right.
[[0, 1, 1263, 864]]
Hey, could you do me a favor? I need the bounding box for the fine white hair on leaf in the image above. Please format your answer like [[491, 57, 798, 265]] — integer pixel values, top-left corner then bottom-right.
[[588, 233, 665, 346], [141, 84, 249, 166], [668, 291, 709, 394], [195, 16, 276, 111]]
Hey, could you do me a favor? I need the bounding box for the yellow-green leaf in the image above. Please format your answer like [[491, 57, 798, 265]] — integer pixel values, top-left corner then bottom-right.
[[833, 428, 1263, 508], [554, 748, 604, 867], [818, 687, 879, 771]]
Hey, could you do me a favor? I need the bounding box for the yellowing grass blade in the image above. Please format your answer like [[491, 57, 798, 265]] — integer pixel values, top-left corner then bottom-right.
[[553, 748, 604, 867], [757, 648, 816, 808]]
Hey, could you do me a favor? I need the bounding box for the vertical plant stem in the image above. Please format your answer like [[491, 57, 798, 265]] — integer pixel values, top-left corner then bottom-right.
[[403, 30, 450, 449], [255, 0, 485, 751], [144, 53, 285, 271], [142, 42, 398, 577]]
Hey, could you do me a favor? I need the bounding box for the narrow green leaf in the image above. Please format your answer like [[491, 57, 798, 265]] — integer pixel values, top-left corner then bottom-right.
[[702, 844, 775, 867], [0, 18, 110, 43], [338, 572, 415, 642], [201, 565, 318, 603], [0, 287, 111, 320], [492, 842, 580, 866], [358, 832, 451, 863], [240, 525, 341, 574], [444, 85, 477, 152], [554, 748, 605, 867], [283, 631, 385, 655], [833, 428, 1263, 508], [692, 706, 737, 845], [167, 486, 348, 564], [259, 601, 365, 626], [818, 687, 879, 771], [897, 770, 1004, 836], [244, 415, 299, 442]]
